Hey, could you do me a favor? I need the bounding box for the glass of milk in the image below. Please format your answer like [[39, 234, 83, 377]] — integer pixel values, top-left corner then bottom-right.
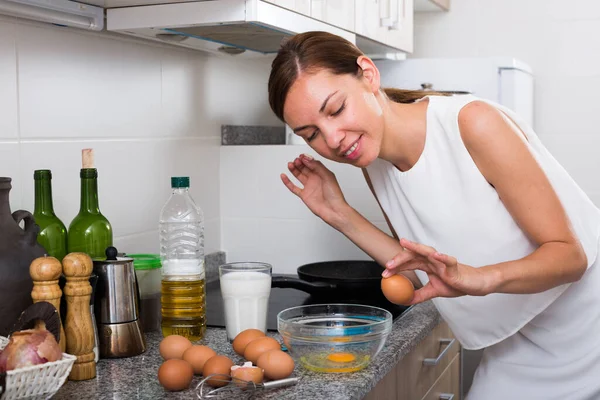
[[219, 262, 272, 341]]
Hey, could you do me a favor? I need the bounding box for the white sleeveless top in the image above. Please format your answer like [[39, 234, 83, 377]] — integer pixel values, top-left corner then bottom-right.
[[366, 94, 600, 350]]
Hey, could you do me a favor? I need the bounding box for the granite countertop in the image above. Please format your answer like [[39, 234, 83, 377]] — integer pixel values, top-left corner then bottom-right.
[[54, 302, 441, 400]]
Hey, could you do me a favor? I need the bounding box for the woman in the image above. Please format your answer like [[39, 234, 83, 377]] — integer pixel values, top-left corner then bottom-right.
[[268, 31, 600, 399]]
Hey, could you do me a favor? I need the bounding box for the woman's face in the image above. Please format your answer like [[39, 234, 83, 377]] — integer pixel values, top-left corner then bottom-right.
[[282, 68, 385, 168]]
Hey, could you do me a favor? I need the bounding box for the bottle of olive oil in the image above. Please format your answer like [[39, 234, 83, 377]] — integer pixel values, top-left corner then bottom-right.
[[159, 177, 206, 341], [68, 149, 112, 259]]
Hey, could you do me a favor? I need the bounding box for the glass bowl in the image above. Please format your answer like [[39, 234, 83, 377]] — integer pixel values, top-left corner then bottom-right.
[[277, 304, 392, 373]]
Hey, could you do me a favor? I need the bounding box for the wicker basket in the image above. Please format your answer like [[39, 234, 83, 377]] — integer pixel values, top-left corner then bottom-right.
[[0, 336, 76, 400]]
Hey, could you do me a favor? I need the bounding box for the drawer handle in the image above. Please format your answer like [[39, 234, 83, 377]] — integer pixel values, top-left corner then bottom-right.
[[439, 394, 454, 400], [423, 338, 455, 366]]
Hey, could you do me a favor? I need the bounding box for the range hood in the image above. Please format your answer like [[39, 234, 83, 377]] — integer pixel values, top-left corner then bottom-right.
[[107, 0, 356, 57]]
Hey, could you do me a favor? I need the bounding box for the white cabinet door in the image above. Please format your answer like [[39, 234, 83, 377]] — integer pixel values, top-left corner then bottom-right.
[[355, 0, 385, 43], [311, 0, 355, 32], [383, 0, 413, 52], [263, 0, 311, 15], [355, 0, 413, 53]]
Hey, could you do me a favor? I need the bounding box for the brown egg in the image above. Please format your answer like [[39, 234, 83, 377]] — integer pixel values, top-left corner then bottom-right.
[[232, 329, 266, 356], [159, 335, 193, 360], [256, 350, 295, 380], [243, 336, 281, 364], [381, 275, 415, 305], [157, 359, 194, 391], [182, 345, 217, 374], [230, 361, 264, 389], [203, 355, 234, 387]]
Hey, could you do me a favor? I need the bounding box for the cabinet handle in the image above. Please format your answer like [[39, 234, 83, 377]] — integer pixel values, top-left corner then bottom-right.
[[379, 0, 393, 27], [423, 338, 455, 366], [380, 0, 400, 30], [439, 394, 454, 400]]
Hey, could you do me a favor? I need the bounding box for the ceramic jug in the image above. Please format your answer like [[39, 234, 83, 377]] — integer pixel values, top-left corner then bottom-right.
[[0, 177, 47, 336]]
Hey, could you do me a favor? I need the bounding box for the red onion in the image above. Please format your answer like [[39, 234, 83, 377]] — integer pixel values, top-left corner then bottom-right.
[[0, 329, 62, 372]]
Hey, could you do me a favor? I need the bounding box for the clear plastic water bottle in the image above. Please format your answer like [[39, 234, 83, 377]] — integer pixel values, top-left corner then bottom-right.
[[159, 176, 206, 340]]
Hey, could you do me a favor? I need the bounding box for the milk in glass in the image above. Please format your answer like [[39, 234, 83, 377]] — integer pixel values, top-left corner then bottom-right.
[[220, 270, 272, 340]]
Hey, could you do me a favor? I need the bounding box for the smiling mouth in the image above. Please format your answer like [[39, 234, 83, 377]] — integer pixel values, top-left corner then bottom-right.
[[342, 136, 362, 158], [344, 142, 358, 157]]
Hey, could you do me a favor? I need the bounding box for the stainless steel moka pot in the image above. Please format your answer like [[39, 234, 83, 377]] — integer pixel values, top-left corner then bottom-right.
[[93, 246, 146, 358]]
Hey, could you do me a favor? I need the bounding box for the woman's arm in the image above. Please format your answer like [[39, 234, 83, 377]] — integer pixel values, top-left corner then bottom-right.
[[459, 100, 587, 294], [282, 154, 421, 287], [361, 169, 422, 288]]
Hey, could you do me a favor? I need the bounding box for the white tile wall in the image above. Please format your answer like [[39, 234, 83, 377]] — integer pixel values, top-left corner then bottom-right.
[[0, 16, 276, 256], [220, 145, 390, 274], [0, 22, 17, 139], [413, 0, 600, 205], [0, 142, 21, 211]]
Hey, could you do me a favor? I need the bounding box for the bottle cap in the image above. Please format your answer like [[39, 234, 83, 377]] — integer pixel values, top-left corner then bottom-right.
[[34, 170, 52, 180], [129, 254, 162, 270], [171, 177, 190, 188]]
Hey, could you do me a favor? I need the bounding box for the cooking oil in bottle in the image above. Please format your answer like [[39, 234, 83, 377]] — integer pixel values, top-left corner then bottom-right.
[[161, 277, 206, 341], [159, 176, 206, 341]]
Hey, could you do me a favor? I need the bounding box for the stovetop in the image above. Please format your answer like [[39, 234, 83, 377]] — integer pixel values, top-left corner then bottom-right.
[[205, 274, 410, 332]]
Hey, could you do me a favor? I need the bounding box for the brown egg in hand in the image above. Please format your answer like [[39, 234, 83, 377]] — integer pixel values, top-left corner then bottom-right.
[[157, 359, 194, 391], [381, 274, 415, 305]]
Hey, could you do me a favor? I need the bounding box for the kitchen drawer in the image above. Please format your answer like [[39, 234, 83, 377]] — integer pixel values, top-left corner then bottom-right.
[[364, 321, 460, 400], [422, 353, 460, 400]]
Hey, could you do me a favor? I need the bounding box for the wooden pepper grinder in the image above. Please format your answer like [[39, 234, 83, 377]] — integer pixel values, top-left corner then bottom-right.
[[30, 255, 67, 352], [63, 252, 96, 381]]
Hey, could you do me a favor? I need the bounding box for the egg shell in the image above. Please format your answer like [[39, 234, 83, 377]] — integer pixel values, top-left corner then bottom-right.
[[243, 336, 281, 364], [230, 362, 264, 389], [159, 335, 193, 360], [182, 345, 217, 374], [232, 329, 266, 356], [256, 350, 295, 380], [157, 359, 194, 391], [381, 274, 415, 305], [203, 355, 234, 387]]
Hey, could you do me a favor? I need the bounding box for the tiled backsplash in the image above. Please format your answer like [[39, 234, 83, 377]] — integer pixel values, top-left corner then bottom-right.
[[220, 144, 390, 274], [0, 16, 279, 256]]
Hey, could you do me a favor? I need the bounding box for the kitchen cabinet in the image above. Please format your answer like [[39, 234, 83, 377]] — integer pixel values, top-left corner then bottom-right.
[[311, 0, 355, 32], [363, 321, 460, 400], [355, 0, 413, 54], [414, 0, 449, 12], [262, 0, 312, 15]]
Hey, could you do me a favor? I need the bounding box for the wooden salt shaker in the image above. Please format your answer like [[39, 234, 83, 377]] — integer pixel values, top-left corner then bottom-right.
[[30, 256, 67, 352], [63, 252, 96, 381]]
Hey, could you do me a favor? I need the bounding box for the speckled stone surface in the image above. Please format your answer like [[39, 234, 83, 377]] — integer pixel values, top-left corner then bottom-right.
[[54, 302, 441, 400], [221, 125, 286, 145], [205, 251, 226, 283]]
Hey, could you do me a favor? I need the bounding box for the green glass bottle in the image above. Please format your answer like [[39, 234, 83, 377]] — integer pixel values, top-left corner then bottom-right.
[[33, 170, 68, 261], [68, 168, 113, 259]]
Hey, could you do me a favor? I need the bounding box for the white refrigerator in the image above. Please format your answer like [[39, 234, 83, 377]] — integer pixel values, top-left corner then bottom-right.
[[375, 57, 535, 398], [375, 57, 534, 128]]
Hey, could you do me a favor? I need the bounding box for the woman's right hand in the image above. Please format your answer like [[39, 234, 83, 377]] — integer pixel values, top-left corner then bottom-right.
[[281, 154, 350, 225]]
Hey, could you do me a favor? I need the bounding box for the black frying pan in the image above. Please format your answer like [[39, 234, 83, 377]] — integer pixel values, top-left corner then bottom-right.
[[271, 260, 385, 296]]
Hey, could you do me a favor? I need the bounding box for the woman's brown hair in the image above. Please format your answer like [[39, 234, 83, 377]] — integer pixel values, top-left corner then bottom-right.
[[268, 31, 446, 122]]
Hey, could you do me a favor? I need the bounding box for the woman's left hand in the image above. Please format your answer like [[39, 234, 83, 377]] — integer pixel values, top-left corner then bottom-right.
[[385, 238, 492, 304]]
